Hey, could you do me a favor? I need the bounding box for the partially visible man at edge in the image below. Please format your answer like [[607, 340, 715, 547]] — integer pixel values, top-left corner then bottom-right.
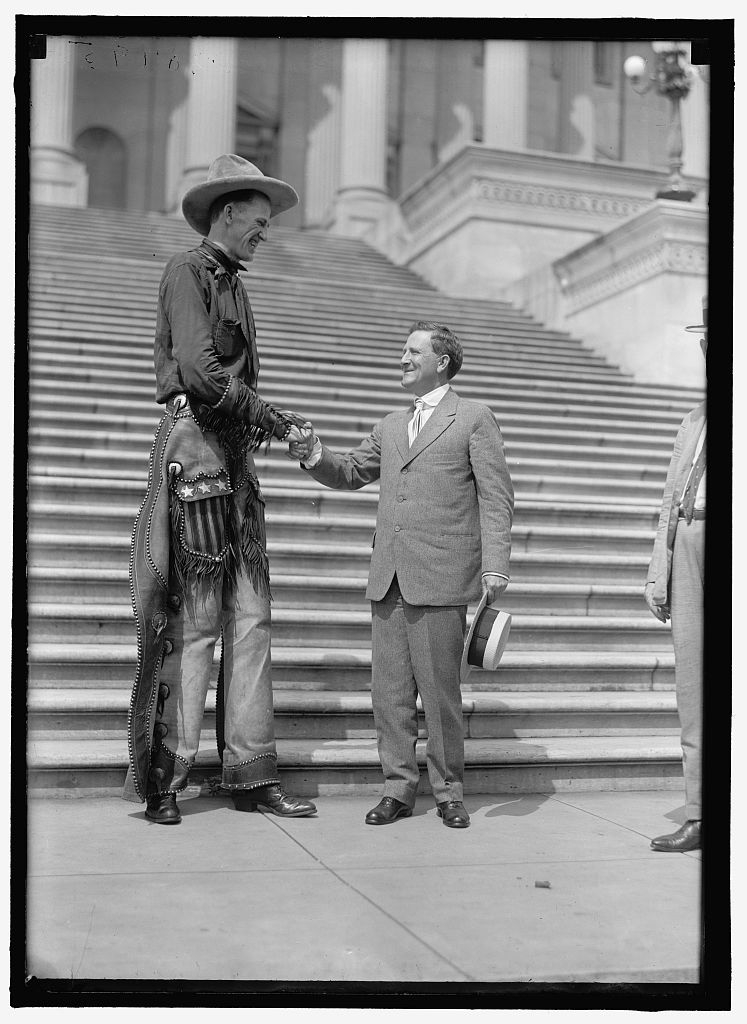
[[645, 301, 707, 853], [123, 154, 317, 824]]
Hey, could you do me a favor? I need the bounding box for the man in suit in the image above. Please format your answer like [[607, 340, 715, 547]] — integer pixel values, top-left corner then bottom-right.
[[289, 322, 514, 827], [645, 303, 707, 852]]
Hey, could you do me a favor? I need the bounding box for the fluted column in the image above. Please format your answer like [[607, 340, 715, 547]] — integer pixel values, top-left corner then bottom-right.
[[482, 41, 529, 149], [558, 41, 595, 159], [681, 69, 709, 182], [330, 39, 390, 236], [175, 38, 238, 208], [30, 36, 88, 205]]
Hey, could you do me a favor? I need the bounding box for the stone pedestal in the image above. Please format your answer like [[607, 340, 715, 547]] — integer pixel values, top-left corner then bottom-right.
[[30, 36, 88, 206], [175, 38, 238, 207], [551, 201, 708, 387], [329, 39, 391, 237]]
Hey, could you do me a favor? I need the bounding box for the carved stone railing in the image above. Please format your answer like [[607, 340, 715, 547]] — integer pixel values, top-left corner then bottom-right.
[[385, 145, 706, 302], [549, 200, 708, 387]]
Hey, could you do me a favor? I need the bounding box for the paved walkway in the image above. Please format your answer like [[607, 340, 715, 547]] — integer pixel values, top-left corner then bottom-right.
[[25, 789, 701, 984]]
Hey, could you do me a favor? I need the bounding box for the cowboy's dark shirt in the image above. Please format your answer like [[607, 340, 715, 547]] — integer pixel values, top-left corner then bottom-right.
[[153, 239, 285, 436]]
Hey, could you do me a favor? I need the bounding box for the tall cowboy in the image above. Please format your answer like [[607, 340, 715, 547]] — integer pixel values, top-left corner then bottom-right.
[[124, 155, 317, 824]]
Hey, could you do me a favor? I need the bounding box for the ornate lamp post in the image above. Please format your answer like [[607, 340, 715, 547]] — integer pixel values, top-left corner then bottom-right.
[[623, 41, 697, 202]]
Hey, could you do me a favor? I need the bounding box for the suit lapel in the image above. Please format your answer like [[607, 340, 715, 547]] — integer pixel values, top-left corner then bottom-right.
[[401, 388, 458, 467], [393, 408, 411, 463], [677, 403, 706, 485]]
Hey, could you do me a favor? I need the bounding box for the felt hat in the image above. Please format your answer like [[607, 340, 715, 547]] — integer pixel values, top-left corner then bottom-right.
[[685, 297, 707, 333], [182, 154, 299, 236], [460, 592, 512, 683]]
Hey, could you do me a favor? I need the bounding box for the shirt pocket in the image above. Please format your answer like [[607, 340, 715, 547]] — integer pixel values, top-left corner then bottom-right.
[[213, 318, 246, 359]]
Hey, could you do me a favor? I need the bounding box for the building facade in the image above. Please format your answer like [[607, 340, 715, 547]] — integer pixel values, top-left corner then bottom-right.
[[30, 34, 711, 385]]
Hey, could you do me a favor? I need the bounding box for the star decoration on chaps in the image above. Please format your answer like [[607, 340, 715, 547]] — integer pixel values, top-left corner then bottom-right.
[[177, 474, 232, 500]]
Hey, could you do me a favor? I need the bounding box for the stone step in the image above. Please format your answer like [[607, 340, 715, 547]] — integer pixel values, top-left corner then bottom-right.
[[31, 226, 433, 290], [28, 500, 660, 544], [29, 297, 603, 358], [27, 472, 663, 519], [27, 202, 696, 800], [26, 688, 680, 741], [25, 325, 700, 411], [29, 388, 689, 435], [25, 342, 671, 402], [30, 373, 697, 421], [30, 335, 625, 388], [27, 406, 676, 455], [27, 643, 675, 690], [27, 531, 651, 581], [28, 249, 529, 318], [28, 454, 668, 500], [28, 512, 656, 559], [25, 734, 685, 798], [28, 604, 672, 651], [28, 360, 698, 419], [28, 475, 660, 529], [28, 426, 672, 477], [26, 567, 652, 616]]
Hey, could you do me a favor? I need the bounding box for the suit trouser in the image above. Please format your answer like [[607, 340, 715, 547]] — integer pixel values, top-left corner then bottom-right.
[[371, 577, 467, 804], [670, 517, 704, 821], [152, 484, 280, 795]]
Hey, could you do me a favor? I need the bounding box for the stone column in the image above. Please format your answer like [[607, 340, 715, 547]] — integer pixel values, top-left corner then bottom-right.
[[681, 69, 709, 182], [30, 36, 88, 205], [482, 41, 529, 149], [175, 37, 238, 206], [329, 38, 390, 237], [558, 41, 595, 159]]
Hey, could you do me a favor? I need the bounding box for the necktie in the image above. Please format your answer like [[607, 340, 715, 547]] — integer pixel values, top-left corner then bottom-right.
[[679, 443, 706, 523], [409, 399, 425, 447]]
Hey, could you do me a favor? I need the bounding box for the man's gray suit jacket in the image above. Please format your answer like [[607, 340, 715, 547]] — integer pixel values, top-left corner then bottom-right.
[[647, 400, 706, 605], [304, 388, 514, 606]]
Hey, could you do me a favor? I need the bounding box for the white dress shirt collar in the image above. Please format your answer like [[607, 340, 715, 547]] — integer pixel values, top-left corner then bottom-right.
[[414, 383, 451, 408]]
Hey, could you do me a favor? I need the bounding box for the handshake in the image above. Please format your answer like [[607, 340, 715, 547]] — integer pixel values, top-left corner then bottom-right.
[[280, 410, 316, 462]]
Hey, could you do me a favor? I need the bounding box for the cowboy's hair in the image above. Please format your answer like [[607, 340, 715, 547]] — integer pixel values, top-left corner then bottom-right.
[[208, 189, 268, 225], [409, 320, 463, 379]]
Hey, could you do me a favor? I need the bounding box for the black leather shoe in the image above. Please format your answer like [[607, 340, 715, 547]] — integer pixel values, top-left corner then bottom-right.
[[145, 792, 181, 825], [651, 819, 701, 852], [365, 797, 413, 825], [436, 800, 470, 828], [231, 785, 317, 817]]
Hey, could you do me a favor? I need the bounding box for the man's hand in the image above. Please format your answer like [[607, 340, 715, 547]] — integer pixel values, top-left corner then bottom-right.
[[286, 423, 315, 462], [279, 409, 312, 431], [644, 582, 670, 623], [482, 574, 508, 605], [284, 430, 315, 462]]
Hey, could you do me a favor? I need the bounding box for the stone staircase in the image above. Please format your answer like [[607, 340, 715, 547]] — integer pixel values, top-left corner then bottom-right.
[[26, 204, 703, 798]]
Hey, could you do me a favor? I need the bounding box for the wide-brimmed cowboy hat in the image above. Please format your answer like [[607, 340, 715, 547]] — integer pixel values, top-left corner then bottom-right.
[[460, 592, 512, 684], [685, 296, 707, 333], [182, 154, 299, 236]]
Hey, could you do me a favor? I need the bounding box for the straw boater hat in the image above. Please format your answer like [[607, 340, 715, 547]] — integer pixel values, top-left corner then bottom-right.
[[460, 592, 512, 684], [182, 154, 299, 236], [685, 297, 707, 333]]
